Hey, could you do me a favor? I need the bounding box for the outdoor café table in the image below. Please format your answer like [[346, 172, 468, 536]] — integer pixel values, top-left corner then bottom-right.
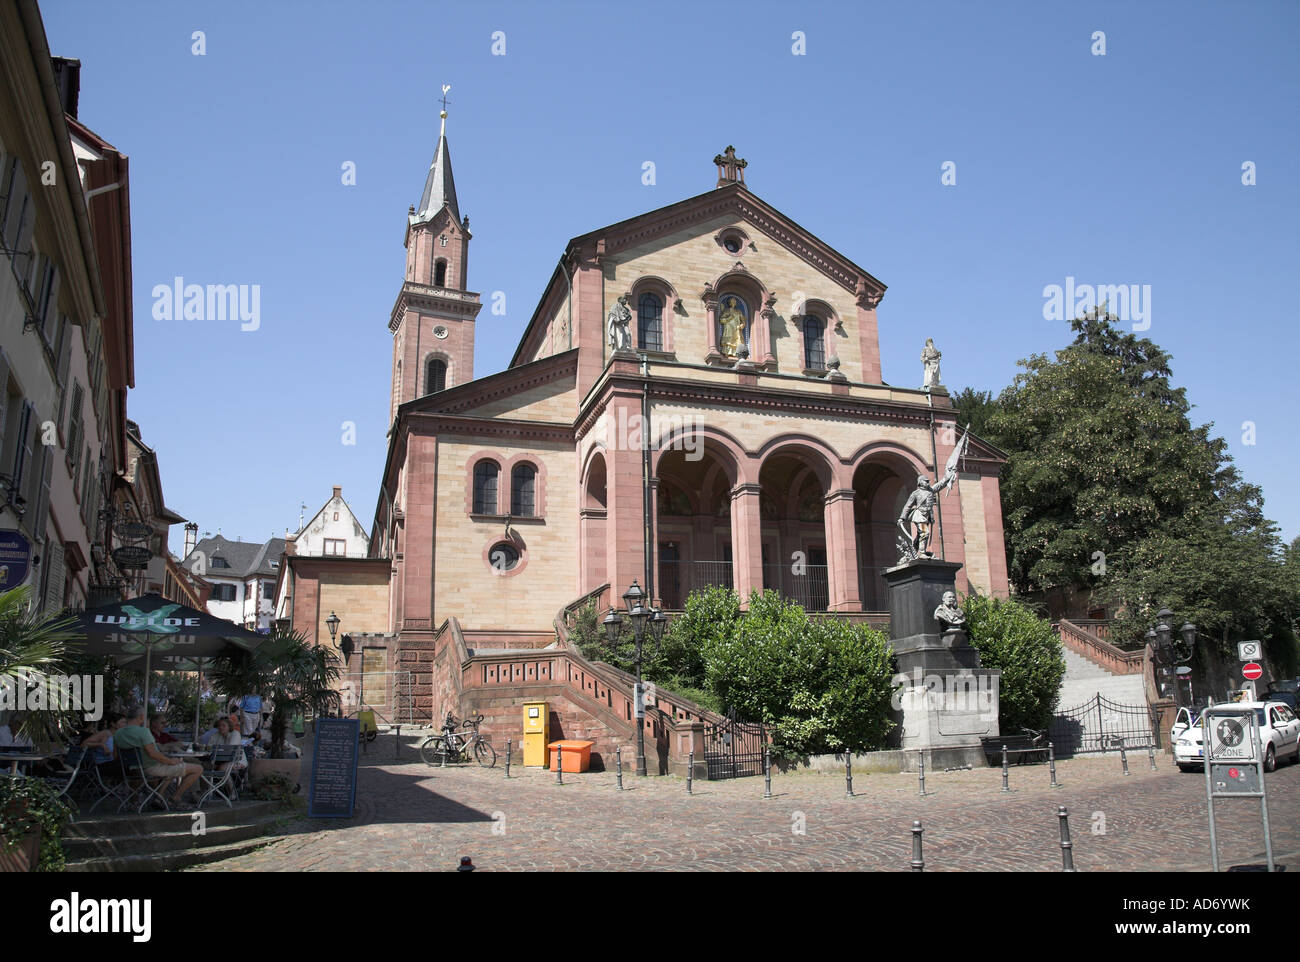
[[0, 751, 53, 775]]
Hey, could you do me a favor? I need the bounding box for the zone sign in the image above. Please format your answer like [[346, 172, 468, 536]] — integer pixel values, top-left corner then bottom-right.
[[1206, 714, 1257, 762]]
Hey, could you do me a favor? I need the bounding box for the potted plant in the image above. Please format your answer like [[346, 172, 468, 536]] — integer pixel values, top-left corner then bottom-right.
[[210, 626, 341, 792], [1, 584, 84, 872], [0, 776, 72, 872]]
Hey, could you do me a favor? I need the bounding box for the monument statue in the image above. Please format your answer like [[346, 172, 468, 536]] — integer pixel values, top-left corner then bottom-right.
[[921, 338, 942, 389], [607, 295, 632, 352], [933, 590, 967, 638], [896, 424, 971, 562], [718, 295, 746, 357]]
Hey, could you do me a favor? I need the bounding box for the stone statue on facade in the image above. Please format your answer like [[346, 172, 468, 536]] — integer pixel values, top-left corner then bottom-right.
[[607, 295, 632, 353], [718, 295, 746, 357], [921, 338, 942, 390]]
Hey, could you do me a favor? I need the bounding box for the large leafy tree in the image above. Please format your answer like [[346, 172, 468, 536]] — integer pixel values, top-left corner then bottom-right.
[[951, 387, 1000, 441], [964, 593, 1065, 732], [988, 313, 1220, 599]]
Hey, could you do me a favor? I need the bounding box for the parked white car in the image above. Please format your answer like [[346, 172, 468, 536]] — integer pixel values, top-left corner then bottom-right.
[[1171, 701, 1300, 772]]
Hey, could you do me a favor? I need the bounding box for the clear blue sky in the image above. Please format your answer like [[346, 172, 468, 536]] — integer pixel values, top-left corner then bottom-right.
[[40, 0, 1300, 553]]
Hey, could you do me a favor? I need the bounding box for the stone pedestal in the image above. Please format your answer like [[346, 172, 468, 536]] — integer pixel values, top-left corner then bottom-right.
[[884, 558, 1000, 766]]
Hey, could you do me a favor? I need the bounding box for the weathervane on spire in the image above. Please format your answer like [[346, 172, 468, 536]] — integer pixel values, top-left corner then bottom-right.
[[439, 84, 451, 136]]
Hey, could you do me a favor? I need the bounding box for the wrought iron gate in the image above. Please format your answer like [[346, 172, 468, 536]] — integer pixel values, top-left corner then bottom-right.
[[703, 709, 766, 780], [1049, 693, 1156, 757]]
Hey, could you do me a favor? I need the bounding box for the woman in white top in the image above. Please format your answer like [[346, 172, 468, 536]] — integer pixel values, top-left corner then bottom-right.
[[209, 717, 247, 770]]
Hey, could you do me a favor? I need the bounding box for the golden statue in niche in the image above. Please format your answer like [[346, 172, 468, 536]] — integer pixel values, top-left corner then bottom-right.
[[718, 295, 747, 357]]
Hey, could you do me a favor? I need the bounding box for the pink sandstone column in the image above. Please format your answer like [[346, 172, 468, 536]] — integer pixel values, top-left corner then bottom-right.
[[823, 489, 862, 612], [730, 483, 763, 607]]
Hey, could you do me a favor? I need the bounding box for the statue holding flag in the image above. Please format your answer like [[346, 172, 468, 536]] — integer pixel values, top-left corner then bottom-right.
[[896, 424, 970, 561]]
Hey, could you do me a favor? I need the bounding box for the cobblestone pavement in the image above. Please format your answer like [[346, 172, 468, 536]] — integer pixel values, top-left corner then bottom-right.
[[190, 750, 1300, 872]]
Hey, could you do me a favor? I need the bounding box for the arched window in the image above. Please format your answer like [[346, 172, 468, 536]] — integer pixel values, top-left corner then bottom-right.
[[511, 463, 537, 517], [472, 461, 499, 514], [803, 314, 826, 371], [637, 292, 663, 352], [426, 357, 447, 394], [434, 259, 448, 287]]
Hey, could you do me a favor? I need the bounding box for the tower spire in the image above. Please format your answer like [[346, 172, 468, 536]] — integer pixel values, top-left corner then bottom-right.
[[412, 83, 459, 226]]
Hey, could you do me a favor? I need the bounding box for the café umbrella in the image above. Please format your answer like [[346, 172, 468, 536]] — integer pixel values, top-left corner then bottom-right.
[[72, 595, 265, 723]]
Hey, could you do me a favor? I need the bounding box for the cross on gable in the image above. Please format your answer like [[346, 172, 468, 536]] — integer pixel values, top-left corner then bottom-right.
[[713, 145, 748, 187]]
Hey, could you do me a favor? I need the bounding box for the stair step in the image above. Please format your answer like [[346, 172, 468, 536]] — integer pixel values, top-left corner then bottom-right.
[[67, 835, 284, 872], [63, 815, 286, 859]]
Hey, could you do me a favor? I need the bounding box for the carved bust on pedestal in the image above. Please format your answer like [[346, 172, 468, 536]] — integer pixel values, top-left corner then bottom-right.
[[933, 590, 968, 646]]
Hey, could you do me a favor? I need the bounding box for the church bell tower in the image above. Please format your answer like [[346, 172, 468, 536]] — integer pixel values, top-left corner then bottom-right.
[[389, 88, 481, 422]]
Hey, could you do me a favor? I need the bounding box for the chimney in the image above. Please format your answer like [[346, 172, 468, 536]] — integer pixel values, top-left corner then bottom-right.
[[51, 58, 81, 119], [184, 522, 198, 557], [332, 485, 342, 501]]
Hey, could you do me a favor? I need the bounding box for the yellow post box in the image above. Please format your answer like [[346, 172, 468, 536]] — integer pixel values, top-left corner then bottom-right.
[[522, 701, 549, 767]]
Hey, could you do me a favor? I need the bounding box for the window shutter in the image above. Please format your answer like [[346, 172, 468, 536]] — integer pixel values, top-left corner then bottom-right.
[[11, 401, 34, 501], [42, 541, 65, 613], [30, 442, 52, 544], [40, 264, 60, 339], [0, 347, 10, 455], [54, 318, 72, 431], [4, 161, 36, 286]]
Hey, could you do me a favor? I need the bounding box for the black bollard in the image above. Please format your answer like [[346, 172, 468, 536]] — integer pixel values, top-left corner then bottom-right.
[[616, 746, 624, 791], [763, 746, 772, 799], [556, 743, 563, 785], [1119, 737, 1130, 776], [1058, 806, 1076, 872], [1001, 745, 1010, 793], [687, 752, 694, 794], [1147, 742, 1157, 771], [505, 738, 512, 778], [1049, 742, 1059, 788], [911, 820, 924, 872], [845, 752, 854, 798]]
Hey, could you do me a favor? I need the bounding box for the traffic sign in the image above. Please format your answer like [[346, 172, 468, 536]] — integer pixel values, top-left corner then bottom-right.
[[1242, 662, 1263, 681], [1238, 641, 1261, 661], [1206, 713, 1255, 761]]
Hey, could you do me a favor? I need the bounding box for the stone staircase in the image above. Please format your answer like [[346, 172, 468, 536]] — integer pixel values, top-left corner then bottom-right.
[[63, 800, 290, 872], [1055, 619, 1148, 710]]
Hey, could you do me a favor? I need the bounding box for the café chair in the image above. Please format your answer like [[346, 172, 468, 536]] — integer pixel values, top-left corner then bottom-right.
[[117, 747, 173, 814]]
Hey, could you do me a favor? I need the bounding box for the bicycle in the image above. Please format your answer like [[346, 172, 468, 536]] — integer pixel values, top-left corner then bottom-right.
[[420, 712, 497, 768]]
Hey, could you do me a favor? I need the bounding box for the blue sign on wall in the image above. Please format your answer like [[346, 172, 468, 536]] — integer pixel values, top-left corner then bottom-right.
[[0, 530, 32, 591]]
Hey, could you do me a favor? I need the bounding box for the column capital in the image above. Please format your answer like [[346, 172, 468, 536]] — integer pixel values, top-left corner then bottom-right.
[[731, 482, 763, 499]]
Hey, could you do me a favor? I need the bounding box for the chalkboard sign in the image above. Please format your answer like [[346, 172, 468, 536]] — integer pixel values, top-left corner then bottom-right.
[[308, 718, 360, 818]]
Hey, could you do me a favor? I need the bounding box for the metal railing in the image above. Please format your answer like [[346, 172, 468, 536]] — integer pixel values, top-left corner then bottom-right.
[[658, 560, 732, 610]]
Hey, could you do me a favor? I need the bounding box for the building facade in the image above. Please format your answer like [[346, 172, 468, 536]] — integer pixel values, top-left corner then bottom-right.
[[368, 130, 1009, 666], [182, 534, 284, 631], [0, 9, 135, 614]]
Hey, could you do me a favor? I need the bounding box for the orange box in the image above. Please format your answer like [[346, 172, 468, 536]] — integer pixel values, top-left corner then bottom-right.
[[548, 740, 594, 773]]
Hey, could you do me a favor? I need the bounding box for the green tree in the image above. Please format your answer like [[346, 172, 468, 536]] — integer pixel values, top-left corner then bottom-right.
[[951, 387, 1000, 442], [209, 626, 342, 757], [964, 592, 1065, 733], [989, 314, 1220, 599]]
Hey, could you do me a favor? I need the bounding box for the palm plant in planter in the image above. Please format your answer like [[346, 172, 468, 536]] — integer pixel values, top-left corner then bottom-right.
[[0, 584, 85, 742], [209, 626, 341, 759], [1, 585, 82, 872]]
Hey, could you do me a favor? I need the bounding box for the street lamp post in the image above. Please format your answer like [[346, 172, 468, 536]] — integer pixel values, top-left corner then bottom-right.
[[1146, 607, 1196, 709], [603, 579, 669, 776]]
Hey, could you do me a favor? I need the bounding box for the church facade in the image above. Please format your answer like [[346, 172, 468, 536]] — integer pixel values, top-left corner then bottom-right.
[[368, 128, 1010, 658]]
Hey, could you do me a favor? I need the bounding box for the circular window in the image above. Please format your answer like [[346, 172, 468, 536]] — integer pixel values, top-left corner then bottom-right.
[[723, 235, 742, 254], [433, 325, 449, 339], [488, 542, 519, 572]]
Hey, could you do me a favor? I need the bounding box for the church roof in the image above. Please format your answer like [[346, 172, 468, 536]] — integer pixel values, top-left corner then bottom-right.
[[509, 180, 887, 368], [411, 131, 459, 226]]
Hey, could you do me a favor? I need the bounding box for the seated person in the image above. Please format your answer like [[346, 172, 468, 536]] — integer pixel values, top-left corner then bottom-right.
[[0, 714, 34, 750], [207, 717, 248, 773], [148, 714, 180, 748], [195, 725, 220, 747], [114, 705, 203, 805], [82, 712, 125, 771]]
